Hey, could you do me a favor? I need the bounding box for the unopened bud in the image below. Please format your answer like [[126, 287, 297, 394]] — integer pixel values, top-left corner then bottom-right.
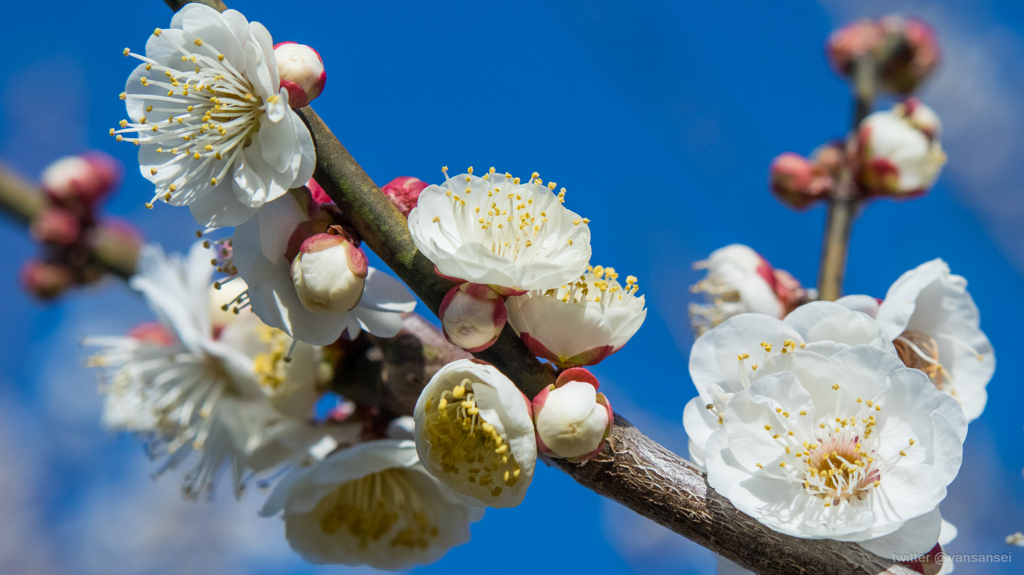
[[826, 19, 885, 77], [291, 232, 368, 313], [20, 260, 74, 300], [30, 207, 82, 246], [857, 99, 945, 197], [439, 283, 507, 352], [878, 16, 940, 95], [532, 368, 613, 462], [41, 152, 121, 206], [381, 176, 428, 218], [769, 153, 826, 210], [274, 42, 326, 108]]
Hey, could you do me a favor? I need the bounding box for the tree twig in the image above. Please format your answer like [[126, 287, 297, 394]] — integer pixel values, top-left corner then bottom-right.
[[0, 162, 138, 280], [816, 55, 876, 301]]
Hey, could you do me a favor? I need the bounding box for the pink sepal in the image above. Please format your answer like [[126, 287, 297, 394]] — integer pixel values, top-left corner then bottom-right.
[[555, 367, 600, 390], [434, 265, 466, 284]]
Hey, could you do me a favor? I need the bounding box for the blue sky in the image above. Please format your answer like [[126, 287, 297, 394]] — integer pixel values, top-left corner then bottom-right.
[[0, 1, 1022, 574]]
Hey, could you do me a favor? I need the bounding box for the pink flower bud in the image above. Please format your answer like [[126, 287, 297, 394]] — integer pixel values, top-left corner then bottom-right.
[[20, 260, 75, 300], [769, 153, 825, 210], [826, 19, 885, 76], [532, 368, 613, 462], [879, 16, 940, 95], [438, 283, 507, 352], [41, 152, 121, 206], [30, 207, 82, 246], [274, 42, 326, 108], [290, 232, 368, 313], [381, 176, 428, 218]]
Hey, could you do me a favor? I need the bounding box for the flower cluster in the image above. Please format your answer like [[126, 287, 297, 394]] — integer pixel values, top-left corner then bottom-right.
[[408, 167, 647, 366], [22, 152, 134, 299]]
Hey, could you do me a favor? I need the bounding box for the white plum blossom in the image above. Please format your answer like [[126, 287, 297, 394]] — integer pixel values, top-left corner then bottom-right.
[[705, 344, 966, 554], [85, 242, 336, 497], [684, 301, 896, 468], [114, 3, 315, 227], [506, 264, 647, 368], [224, 188, 417, 345], [290, 233, 367, 314], [838, 259, 994, 422], [857, 99, 945, 197], [689, 244, 810, 335], [532, 368, 613, 462], [414, 359, 536, 508], [260, 439, 483, 569], [407, 167, 592, 293]]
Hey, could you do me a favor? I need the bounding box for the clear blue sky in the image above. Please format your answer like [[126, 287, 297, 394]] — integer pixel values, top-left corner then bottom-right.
[[0, 1, 1021, 574]]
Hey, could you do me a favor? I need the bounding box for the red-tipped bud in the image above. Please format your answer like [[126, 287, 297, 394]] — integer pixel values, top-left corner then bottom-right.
[[878, 16, 940, 95], [20, 260, 75, 300], [770, 153, 825, 210], [532, 368, 613, 462], [381, 176, 428, 218], [41, 152, 122, 206], [857, 99, 945, 197], [438, 283, 507, 352], [274, 42, 326, 108], [826, 19, 885, 76], [30, 207, 82, 246], [290, 230, 368, 314]]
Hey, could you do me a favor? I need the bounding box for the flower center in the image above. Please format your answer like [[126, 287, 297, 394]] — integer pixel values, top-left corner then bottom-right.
[[431, 167, 587, 265], [423, 378, 522, 497], [750, 389, 915, 508], [253, 324, 290, 393], [317, 468, 439, 550], [116, 33, 272, 206]]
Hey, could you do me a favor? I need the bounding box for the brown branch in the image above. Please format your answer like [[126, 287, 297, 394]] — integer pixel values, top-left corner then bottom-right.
[[0, 162, 138, 280], [294, 107, 915, 574]]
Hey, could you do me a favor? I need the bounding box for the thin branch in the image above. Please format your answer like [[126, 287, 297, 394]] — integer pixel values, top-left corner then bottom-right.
[[0, 162, 138, 280], [817, 55, 876, 301]]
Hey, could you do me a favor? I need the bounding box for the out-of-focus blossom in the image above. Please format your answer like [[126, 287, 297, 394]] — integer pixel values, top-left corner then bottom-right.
[[532, 368, 612, 462], [408, 167, 591, 293], [689, 244, 811, 335], [41, 152, 121, 207], [261, 439, 483, 569], [838, 259, 994, 422], [826, 16, 940, 96], [826, 19, 885, 77], [20, 260, 75, 300], [274, 42, 326, 108], [85, 242, 337, 497], [30, 208, 82, 247], [225, 187, 416, 345], [382, 176, 428, 218], [878, 16, 940, 95], [857, 99, 945, 197], [438, 283, 506, 352], [506, 264, 646, 368], [114, 4, 314, 227], [414, 359, 535, 508]]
